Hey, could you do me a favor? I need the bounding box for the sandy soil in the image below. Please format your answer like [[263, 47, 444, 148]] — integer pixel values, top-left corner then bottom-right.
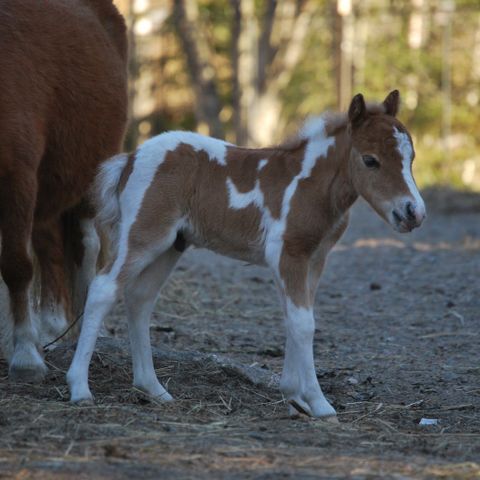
[[1, 189, 480, 479]]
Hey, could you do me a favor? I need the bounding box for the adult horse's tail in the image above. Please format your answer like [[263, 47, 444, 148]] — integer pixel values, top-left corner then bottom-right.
[[93, 153, 129, 258]]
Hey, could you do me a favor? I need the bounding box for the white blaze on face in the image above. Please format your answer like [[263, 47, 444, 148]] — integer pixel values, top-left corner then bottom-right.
[[393, 127, 425, 213]]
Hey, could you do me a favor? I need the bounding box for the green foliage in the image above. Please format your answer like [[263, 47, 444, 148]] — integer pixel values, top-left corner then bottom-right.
[[130, 0, 480, 189]]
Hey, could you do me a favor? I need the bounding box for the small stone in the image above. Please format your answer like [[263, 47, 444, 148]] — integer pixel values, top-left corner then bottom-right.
[[419, 418, 438, 426], [347, 376, 359, 385]]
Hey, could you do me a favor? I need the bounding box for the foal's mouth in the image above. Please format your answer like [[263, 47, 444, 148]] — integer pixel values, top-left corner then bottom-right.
[[391, 209, 419, 233]]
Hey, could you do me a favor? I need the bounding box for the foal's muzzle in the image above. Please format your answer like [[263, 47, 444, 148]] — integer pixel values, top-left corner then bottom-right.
[[391, 200, 426, 233]]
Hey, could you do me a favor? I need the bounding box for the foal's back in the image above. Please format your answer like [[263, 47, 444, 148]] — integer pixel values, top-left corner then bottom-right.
[[118, 132, 307, 265]]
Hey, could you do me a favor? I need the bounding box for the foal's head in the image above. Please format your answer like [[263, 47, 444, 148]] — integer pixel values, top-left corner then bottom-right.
[[348, 90, 426, 233]]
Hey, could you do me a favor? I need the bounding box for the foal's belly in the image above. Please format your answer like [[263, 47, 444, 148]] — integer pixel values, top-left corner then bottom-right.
[[183, 222, 267, 266]]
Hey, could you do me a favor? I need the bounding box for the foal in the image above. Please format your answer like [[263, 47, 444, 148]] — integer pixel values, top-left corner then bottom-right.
[[68, 91, 426, 418]]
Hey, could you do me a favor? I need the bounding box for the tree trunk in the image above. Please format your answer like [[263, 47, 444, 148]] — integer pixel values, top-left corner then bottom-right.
[[231, 0, 258, 146], [173, 0, 225, 139]]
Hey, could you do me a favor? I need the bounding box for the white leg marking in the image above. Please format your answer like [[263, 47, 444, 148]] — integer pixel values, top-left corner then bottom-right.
[[125, 248, 182, 401], [9, 300, 47, 381], [67, 273, 118, 402], [0, 279, 13, 361], [38, 300, 68, 347], [280, 298, 336, 418]]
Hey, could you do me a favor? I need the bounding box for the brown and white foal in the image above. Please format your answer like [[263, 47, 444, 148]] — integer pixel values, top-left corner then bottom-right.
[[68, 91, 426, 418]]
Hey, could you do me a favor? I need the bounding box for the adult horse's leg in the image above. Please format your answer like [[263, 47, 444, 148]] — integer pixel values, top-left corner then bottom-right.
[[63, 202, 101, 325], [72, 217, 100, 319], [0, 170, 46, 381], [32, 218, 70, 346]]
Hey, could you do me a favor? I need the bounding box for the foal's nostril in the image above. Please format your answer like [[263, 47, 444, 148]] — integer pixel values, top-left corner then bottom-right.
[[406, 202, 416, 221]]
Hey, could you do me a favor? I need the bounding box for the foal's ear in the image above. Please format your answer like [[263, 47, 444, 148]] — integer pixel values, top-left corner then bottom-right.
[[348, 93, 367, 128], [383, 90, 400, 117]]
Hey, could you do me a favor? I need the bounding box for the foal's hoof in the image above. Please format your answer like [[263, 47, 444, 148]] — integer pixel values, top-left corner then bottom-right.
[[288, 399, 337, 420], [133, 384, 174, 403], [71, 397, 95, 407], [321, 415, 340, 424], [9, 364, 47, 383]]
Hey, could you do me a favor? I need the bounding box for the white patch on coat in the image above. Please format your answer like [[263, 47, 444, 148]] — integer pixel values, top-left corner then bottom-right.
[[225, 118, 335, 279], [266, 118, 335, 275], [300, 116, 331, 142], [257, 159, 268, 171], [110, 132, 230, 278], [155, 131, 231, 165], [95, 153, 129, 231], [226, 178, 264, 210], [393, 127, 425, 212]]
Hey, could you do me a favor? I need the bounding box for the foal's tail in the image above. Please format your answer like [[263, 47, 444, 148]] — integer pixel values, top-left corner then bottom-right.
[[93, 153, 128, 255]]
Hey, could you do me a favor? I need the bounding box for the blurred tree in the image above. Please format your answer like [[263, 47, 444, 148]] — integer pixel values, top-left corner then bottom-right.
[[172, 0, 314, 145], [114, 0, 480, 189]]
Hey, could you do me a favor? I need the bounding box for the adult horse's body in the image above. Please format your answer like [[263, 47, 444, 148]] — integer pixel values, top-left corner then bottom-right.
[[0, 0, 128, 380], [68, 91, 426, 419]]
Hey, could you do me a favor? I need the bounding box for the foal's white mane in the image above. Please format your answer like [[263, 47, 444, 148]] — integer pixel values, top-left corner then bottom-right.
[[297, 102, 387, 143]]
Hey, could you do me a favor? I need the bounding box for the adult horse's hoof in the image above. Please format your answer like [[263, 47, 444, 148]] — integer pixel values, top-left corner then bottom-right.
[[9, 345, 47, 383], [9, 363, 47, 383]]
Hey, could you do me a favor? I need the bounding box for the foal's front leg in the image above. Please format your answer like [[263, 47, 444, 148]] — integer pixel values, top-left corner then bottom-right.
[[273, 254, 336, 419]]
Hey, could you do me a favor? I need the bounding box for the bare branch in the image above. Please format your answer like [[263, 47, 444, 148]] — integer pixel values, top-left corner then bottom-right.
[[267, 0, 313, 95]]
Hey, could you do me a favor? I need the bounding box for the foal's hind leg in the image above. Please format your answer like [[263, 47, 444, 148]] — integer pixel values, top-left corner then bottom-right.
[[32, 218, 70, 346], [0, 171, 46, 381], [124, 246, 183, 400], [67, 269, 120, 403]]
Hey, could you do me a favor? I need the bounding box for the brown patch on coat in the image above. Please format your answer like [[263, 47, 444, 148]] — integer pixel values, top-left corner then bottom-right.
[[278, 129, 355, 307], [258, 143, 305, 219], [118, 152, 136, 193]]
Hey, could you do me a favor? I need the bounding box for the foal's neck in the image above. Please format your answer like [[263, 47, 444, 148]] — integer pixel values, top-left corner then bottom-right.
[[300, 121, 358, 217]]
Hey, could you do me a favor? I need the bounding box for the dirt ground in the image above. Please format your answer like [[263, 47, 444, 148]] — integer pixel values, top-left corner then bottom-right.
[[1, 188, 480, 479]]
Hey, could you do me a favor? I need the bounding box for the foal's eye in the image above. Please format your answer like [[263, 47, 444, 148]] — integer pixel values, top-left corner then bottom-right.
[[362, 155, 380, 169]]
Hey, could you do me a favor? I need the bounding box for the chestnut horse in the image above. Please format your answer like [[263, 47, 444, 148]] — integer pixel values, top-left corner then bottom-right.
[[68, 91, 426, 419], [0, 0, 127, 381]]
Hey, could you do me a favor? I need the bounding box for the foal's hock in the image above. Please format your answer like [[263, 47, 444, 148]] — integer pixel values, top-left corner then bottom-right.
[[68, 91, 425, 419]]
